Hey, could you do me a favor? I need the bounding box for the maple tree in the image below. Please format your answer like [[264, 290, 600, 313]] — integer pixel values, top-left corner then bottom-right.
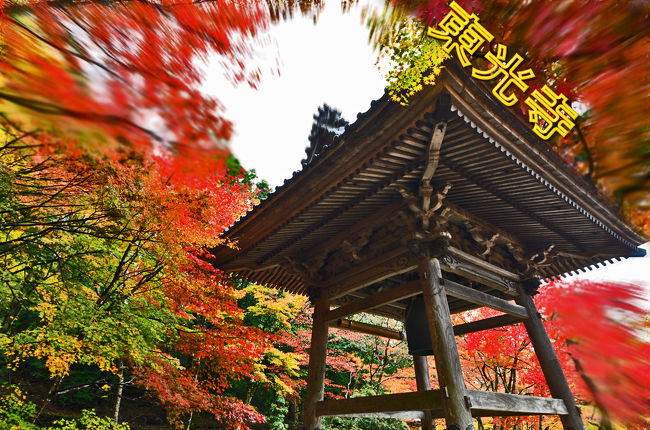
[[538, 279, 650, 429], [1, 0, 268, 149], [0, 0, 280, 427], [2, 0, 648, 428], [456, 307, 572, 429], [0, 113, 273, 427], [433, 279, 649, 429], [234, 283, 309, 428]]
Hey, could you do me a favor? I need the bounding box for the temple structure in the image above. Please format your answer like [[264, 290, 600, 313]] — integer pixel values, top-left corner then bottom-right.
[[210, 62, 646, 429]]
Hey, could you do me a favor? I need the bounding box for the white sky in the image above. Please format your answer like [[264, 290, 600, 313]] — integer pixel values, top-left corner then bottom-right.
[[202, 2, 649, 291], [203, 1, 386, 188]]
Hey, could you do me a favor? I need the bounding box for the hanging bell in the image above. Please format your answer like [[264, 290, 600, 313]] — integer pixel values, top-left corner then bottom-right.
[[405, 295, 434, 356]]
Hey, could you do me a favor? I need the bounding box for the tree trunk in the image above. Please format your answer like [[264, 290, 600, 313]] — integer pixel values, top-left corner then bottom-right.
[[345, 371, 353, 398], [185, 359, 201, 430], [245, 382, 257, 405], [114, 361, 125, 425], [413, 354, 433, 430], [185, 411, 193, 430], [290, 397, 300, 428], [34, 375, 63, 422]]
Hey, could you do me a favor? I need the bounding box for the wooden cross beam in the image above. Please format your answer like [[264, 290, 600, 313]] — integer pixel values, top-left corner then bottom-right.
[[315, 389, 568, 418], [325, 278, 527, 323], [329, 314, 525, 340], [442, 278, 528, 319], [329, 318, 405, 340], [325, 280, 421, 322]]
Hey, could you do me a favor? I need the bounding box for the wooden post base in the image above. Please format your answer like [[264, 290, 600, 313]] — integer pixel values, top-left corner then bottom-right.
[[515, 288, 585, 430], [413, 355, 434, 430], [304, 296, 329, 430], [419, 257, 473, 429]]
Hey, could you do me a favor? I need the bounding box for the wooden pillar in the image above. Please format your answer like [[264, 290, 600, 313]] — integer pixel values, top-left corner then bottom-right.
[[419, 257, 473, 430], [515, 288, 585, 430], [413, 354, 434, 430], [304, 295, 329, 430]]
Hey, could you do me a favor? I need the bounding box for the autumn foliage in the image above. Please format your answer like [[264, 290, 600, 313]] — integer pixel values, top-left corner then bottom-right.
[[540, 280, 650, 427], [0, 114, 274, 427], [1, 0, 276, 427], [453, 279, 650, 429], [1, 0, 649, 428], [1, 0, 268, 148]]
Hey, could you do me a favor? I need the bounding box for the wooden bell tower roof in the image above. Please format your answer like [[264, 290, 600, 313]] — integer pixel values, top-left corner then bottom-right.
[[210, 62, 646, 305]]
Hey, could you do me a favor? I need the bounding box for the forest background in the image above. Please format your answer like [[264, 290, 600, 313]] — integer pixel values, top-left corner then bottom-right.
[[0, 0, 648, 429]]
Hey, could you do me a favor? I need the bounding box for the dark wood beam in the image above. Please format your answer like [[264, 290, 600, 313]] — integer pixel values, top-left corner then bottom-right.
[[326, 280, 421, 322], [315, 389, 569, 418], [515, 288, 585, 428], [468, 390, 567, 416], [359, 306, 407, 322], [453, 314, 524, 336], [448, 246, 519, 282], [323, 248, 418, 300], [329, 319, 405, 340], [346, 291, 408, 311], [329, 411, 426, 420], [331, 313, 524, 340], [443, 278, 528, 319], [420, 258, 473, 427], [443, 247, 519, 296], [304, 296, 329, 430]]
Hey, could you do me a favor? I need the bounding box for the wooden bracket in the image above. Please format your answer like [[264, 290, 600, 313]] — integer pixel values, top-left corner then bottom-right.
[[530, 244, 559, 267], [340, 227, 372, 262], [421, 121, 447, 193], [506, 243, 559, 277], [397, 94, 453, 235], [462, 220, 500, 257], [281, 252, 328, 287], [396, 190, 453, 257]]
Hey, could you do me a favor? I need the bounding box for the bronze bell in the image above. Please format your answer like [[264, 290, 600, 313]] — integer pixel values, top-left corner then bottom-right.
[[405, 295, 434, 356]]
